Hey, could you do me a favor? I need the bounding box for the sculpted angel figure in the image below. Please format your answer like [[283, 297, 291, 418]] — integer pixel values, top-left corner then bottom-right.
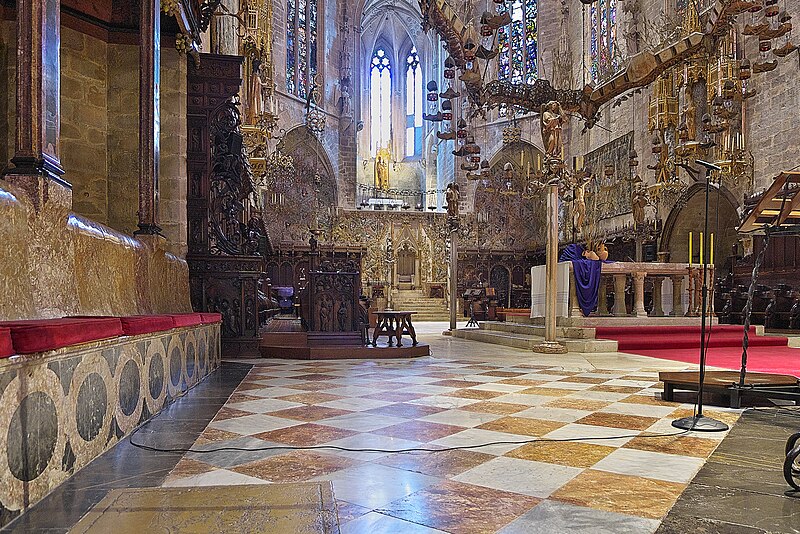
[[540, 101, 565, 158]]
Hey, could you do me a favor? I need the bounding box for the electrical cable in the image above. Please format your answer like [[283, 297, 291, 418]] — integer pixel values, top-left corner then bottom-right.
[[128, 423, 692, 455]]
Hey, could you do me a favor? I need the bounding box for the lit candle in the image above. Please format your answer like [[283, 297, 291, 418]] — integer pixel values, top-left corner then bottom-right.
[[700, 232, 704, 265], [710, 233, 714, 264], [689, 232, 692, 266]]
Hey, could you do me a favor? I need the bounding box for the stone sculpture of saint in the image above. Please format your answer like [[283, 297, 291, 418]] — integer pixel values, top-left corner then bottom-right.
[[631, 185, 648, 228], [540, 101, 565, 159], [247, 58, 267, 125], [445, 182, 460, 218]]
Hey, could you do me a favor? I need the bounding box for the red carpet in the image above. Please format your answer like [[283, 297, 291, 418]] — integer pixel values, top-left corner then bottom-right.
[[595, 325, 800, 378]]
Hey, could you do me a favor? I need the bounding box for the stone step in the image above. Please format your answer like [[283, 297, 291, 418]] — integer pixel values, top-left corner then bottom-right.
[[453, 328, 618, 353], [478, 321, 597, 339]]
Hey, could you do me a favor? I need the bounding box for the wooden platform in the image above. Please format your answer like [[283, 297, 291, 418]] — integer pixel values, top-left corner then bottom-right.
[[660, 370, 800, 408], [259, 331, 429, 359]]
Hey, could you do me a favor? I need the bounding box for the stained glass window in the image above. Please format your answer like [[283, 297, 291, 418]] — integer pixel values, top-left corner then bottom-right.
[[497, 0, 537, 116], [590, 0, 617, 82], [286, 0, 318, 97], [370, 48, 392, 155], [405, 48, 423, 157]]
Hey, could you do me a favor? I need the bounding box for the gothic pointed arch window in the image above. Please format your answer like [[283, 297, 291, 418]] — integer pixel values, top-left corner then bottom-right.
[[370, 47, 392, 155], [590, 0, 618, 82], [497, 0, 537, 84], [286, 0, 318, 98], [405, 47, 423, 157]]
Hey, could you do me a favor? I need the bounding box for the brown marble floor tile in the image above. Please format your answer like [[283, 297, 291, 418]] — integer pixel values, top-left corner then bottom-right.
[[618, 394, 677, 407], [378, 479, 540, 534], [361, 391, 428, 402], [290, 381, 336, 391], [276, 392, 345, 405], [227, 393, 264, 404], [669, 408, 741, 426], [231, 451, 357, 482], [477, 416, 565, 437], [622, 432, 720, 458], [212, 407, 254, 421], [538, 369, 577, 376], [168, 458, 216, 478], [517, 387, 576, 397], [431, 379, 483, 388], [443, 388, 505, 400], [620, 375, 659, 381], [336, 500, 372, 524], [289, 373, 339, 381], [365, 403, 446, 419], [422, 372, 463, 379], [576, 412, 659, 431], [505, 441, 615, 468], [558, 376, 608, 384], [461, 401, 531, 415], [254, 423, 358, 446], [497, 378, 548, 387], [589, 385, 643, 394], [360, 381, 414, 390], [552, 469, 686, 519], [372, 420, 464, 442], [376, 449, 495, 477], [269, 405, 353, 422], [544, 397, 611, 411], [480, 370, 527, 377], [195, 427, 242, 445]]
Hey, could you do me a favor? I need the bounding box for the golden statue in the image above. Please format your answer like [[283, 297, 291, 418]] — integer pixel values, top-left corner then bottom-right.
[[540, 101, 565, 158], [374, 146, 390, 190]]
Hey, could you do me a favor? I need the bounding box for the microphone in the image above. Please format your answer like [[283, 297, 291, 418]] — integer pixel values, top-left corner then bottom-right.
[[695, 159, 722, 172]]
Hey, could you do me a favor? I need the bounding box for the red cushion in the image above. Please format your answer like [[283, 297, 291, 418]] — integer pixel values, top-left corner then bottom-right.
[[120, 315, 175, 335], [170, 313, 204, 328], [0, 318, 124, 354], [200, 312, 223, 324], [0, 327, 14, 358]]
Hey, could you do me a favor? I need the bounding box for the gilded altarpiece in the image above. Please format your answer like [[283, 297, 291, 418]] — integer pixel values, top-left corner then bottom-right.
[[584, 131, 634, 219]]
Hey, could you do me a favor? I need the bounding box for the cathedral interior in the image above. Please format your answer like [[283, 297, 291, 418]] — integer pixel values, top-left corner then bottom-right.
[[1, 0, 800, 531]]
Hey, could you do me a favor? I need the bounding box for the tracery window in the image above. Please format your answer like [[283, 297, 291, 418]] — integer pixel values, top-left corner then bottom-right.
[[405, 47, 423, 157], [286, 0, 318, 98], [370, 48, 392, 155], [497, 0, 538, 84], [590, 0, 617, 82]]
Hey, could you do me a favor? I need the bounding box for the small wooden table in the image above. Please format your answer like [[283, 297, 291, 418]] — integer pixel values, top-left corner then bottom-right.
[[372, 311, 418, 347]]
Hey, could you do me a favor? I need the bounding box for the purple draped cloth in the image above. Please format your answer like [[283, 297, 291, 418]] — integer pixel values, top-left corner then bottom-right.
[[559, 244, 607, 317]]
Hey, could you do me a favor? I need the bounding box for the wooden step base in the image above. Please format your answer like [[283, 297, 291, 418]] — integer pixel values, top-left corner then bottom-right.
[[260, 331, 429, 359], [660, 370, 800, 408]]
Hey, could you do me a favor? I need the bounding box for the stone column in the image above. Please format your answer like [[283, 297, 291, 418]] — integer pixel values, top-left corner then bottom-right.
[[650, 276, 664, 316], [613, 274, 627, 316], [598, 276, 609, 315], [136, 0, 161, 235], [568, 265, 581, 317], [670, 274, 684, 316], [4, 0, 68, 207], [632, 271, 647, 317]]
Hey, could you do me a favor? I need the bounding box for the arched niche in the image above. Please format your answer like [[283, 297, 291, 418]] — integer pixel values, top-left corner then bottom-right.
[[259, 126, 339, 245], [660, 182, 740, 269]]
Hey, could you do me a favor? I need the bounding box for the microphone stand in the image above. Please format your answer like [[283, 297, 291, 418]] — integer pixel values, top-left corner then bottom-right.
[[672, 163, 729, 432]]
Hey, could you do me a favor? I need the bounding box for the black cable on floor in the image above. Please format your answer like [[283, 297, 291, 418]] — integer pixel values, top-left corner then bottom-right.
[[128, 423, 692, 455]]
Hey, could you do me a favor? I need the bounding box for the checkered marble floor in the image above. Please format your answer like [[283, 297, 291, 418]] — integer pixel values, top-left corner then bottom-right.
[[161, 332, 740, 534]]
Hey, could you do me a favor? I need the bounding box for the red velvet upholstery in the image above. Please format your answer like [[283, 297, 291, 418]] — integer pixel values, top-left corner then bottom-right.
[[200, 313, 223, 324], [0, 327, 14, 358], [170, 313, 204, 328], [0, 318, 124, 354], [119, 315, 176, 336]]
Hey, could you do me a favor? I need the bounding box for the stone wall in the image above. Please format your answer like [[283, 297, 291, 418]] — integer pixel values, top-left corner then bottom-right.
[[159, 48, 189, 257], [106, 43, 140, 237], [0, 322, 221, 526], [60, 26, 109, 224]]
